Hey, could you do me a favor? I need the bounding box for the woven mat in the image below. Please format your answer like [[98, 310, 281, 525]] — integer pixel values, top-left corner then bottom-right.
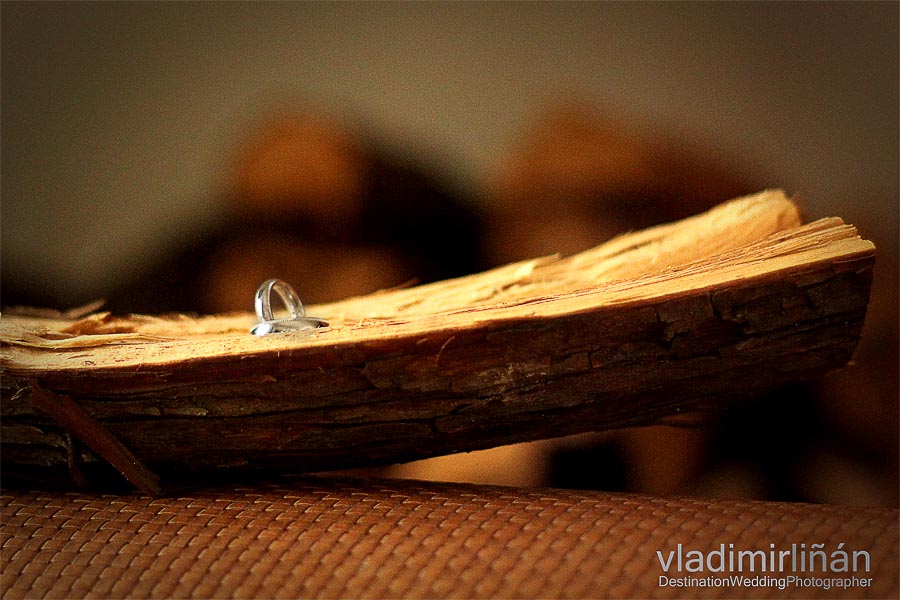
[[2, 477, 897, 599]]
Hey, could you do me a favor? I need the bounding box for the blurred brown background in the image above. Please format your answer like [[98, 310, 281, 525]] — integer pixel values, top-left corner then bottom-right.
[[2, 2, 897, 506]]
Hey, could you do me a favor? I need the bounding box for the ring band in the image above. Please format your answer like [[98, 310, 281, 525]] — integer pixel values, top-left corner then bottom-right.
[[251, 279, 328, 336]]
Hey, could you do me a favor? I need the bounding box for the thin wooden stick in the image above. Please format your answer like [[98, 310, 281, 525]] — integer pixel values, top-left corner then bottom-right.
[[27, 383, 163, 495]]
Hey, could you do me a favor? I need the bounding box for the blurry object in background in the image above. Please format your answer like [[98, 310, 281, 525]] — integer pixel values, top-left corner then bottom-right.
[[481, 100, 753, 264], [231, 113, 368, 229], [107, 110, 484, 314], [389, 442, 553, 488]]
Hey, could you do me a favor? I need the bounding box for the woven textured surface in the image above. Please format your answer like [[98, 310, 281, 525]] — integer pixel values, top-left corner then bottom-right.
[[2, 477, 897, 599]]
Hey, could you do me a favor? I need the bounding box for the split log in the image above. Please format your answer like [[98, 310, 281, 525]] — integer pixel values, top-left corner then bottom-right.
[[0, 190, 875, 491]]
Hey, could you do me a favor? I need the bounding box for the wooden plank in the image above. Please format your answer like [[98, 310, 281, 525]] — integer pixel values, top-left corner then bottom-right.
[[0, 190, 876, 489]]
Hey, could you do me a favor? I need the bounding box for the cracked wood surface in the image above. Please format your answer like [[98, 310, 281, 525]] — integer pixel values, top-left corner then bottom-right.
[[0, 190, 876, 489]]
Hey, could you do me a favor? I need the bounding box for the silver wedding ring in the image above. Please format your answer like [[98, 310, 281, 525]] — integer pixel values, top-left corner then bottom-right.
[[250, 279, 328, 336]]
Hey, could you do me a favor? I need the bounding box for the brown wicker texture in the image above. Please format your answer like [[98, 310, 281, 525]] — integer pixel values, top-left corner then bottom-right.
[[2, 477, 897, 599]]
